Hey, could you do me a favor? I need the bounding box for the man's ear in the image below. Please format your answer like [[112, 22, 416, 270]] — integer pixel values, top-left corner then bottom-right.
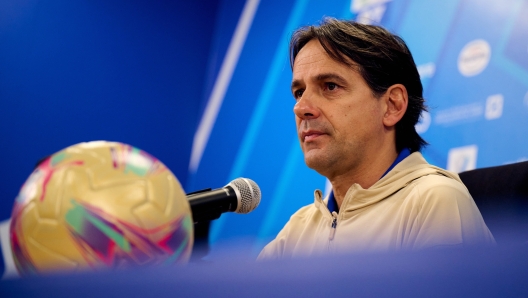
[[382, 84, 408, 127]]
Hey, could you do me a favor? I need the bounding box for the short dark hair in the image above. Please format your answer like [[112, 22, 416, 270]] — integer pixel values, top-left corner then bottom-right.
[[290, 17, 427, 153]]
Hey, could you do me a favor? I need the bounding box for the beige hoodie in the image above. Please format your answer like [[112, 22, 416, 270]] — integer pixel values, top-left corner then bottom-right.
[[258, 152, 495, 260]]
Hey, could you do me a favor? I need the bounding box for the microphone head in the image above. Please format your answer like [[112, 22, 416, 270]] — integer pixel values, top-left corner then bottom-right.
[[228, 178, 261, 214]]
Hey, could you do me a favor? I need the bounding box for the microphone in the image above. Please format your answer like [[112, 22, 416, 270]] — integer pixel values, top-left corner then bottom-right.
[[187, 178, 261, 223]]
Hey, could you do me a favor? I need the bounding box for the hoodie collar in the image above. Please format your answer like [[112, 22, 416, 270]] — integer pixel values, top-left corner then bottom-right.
[[317, 152, 460, 216], [326, 148, 411, 213]]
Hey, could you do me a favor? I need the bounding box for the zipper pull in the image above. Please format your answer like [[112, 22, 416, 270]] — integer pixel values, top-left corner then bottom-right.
[[329, 211, 338, 240]]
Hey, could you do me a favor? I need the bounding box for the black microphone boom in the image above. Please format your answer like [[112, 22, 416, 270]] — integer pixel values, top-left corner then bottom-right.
[[187, 178, 261, 223]]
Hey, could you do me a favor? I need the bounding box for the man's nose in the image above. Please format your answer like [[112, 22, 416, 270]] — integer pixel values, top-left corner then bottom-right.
[[293, 90, 320, 119]]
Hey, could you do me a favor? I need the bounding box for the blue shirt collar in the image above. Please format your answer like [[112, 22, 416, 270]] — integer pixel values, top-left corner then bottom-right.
[[327, 148, 411, 213]]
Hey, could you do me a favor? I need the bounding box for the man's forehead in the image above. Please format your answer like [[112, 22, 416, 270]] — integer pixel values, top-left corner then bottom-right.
[[292, 40, 358, 77], [292, 40, 328, 69], [292, 51, 358, 87]]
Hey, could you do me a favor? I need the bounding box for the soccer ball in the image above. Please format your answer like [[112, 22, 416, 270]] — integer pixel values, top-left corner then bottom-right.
[[9, 141, 193, 276]]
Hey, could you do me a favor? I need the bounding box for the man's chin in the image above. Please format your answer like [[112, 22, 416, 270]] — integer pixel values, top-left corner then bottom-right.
[[304, 154, 330, 172]]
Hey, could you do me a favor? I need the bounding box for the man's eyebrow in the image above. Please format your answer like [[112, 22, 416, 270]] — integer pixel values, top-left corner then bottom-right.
[[315, 73, 347, 84], [291, 73, 347, 91], [291, 79, 303, 91]]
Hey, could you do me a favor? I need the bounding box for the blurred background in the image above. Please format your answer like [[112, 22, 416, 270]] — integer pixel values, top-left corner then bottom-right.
[[1, 0, 527, 261]]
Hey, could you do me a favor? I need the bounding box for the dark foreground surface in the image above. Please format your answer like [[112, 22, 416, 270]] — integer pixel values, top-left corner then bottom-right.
[[1, 245, 528, 298]]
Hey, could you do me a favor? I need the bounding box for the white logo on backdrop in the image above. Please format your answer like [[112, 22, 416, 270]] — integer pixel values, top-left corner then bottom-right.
[[351, 0, 391, 11], [458, 39, 491, 77], [434, 103, 484, 125], [415, 111, 431, 134], [485, 94, 504, 120], [351, 0, 391, 24], [447, 145, 478, 173], [417, 62, 436, 79]]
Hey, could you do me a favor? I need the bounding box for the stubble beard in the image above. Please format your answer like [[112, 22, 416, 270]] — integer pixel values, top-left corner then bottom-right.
[[298, 119, 340, 177], [303, 142, 343, 178], [302, 132, 363, 180]]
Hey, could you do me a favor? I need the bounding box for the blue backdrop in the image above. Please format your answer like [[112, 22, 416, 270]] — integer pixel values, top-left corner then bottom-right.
[[0, 0, 219, 220]]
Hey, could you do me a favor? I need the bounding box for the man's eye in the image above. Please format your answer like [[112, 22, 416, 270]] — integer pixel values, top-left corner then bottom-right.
[[326, 83, 338, 91], [294, 89, 304, 99]]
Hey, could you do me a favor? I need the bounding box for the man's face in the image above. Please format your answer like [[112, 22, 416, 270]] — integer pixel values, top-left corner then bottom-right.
[[291, 39, 387, 178]]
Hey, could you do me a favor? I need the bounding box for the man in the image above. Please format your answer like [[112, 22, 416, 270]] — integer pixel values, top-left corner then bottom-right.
[[258, 18, 494, 259]]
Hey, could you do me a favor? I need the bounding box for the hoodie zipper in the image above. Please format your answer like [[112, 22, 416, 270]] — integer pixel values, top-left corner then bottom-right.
[[328, 211, 338, 241]]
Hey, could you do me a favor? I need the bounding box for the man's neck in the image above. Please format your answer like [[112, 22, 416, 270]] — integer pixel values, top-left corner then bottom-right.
[[330, 147, 399, 209]]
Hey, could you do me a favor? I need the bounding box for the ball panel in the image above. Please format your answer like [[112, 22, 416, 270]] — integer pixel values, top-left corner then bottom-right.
[[27, 227, 80, 271], [34, 167, 66, 220], [143, 172, 171, 214]]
